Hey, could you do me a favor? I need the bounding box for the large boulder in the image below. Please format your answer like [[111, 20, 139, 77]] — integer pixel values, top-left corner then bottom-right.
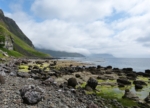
[[122, 89, 139, 101], [68, 78, 78, 88], [20, 85, 45, 104], [86, 77, 98, 90]]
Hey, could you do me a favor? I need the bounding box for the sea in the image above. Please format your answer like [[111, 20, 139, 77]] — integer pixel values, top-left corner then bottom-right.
[[61, 57, 150, 72]]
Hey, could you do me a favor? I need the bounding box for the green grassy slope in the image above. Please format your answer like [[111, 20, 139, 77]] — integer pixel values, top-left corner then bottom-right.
[[0, 25, 50, 57]]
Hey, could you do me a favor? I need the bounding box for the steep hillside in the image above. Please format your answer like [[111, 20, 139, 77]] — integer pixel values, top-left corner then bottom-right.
[[0, 9, 50, 57], [0, 9, 33, 47], [36, 48, 85, 57]]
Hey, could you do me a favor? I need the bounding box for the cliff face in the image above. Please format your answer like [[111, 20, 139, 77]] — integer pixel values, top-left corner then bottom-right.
[[0, 9, 34, 48]]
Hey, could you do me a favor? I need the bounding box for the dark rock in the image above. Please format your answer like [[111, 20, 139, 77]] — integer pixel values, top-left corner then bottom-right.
[[143, 73, 150, 77], [136, 72, 144, 76], [35, 61, 43, 64], [75, 74, 80, 78], [21, 60, 28, 64], [106, 65, 112, 69], [117, 78, 131, 85], [97, 65, 101, 69], [105, 71, 112, 74], [126, 73, 137, 80], [86, 77, 98, 90], [118, 83, 125, 87], [15, 61, 21, 65], [68, 78, 78, 88], [20, 85, 45, 104], [145, 70, 150, 74], [33, 65, 39, 70], [133, 80, 147, 86], [123, 68, 133, 72], [135, 84, 143, 89]]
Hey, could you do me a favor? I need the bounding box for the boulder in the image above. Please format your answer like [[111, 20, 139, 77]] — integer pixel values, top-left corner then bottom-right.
[[145, 70, 150, 74], [75, 74, 80, 78], [117, 78, 131, 85], [126, 73, 137, 80], [118, 83, 125, 87], [86, 77, 98, 90], [20, 85, 45, 104], [33, 65, 39, 70], [122, 89, 139, 101], [135, 84, 143, 89], [123, 68, 133, 72], [133, 80, 147, 86], [68, 78, 78, 88]]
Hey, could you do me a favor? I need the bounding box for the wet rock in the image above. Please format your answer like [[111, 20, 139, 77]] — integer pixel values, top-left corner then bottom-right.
[[20, 85, 45, 104], [68, 77, 78, 88], [86, 77, 98, 90], [122, 89, 139, 101]]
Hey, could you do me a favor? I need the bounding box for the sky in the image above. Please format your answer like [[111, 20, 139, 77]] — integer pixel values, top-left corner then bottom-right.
[[0, 0, 150, 57]]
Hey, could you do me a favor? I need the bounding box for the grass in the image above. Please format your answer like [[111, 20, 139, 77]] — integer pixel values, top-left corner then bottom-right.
[[0, 48, 23, 57], [0, 53, 3, 57], [0, 25, 50, 57]]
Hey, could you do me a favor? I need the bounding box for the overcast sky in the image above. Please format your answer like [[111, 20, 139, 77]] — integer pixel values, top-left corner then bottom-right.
[[0, 0, 150, 57]]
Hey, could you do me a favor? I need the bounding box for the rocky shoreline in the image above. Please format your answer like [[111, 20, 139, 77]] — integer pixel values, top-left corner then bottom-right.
[[0, 58, 150, 108]]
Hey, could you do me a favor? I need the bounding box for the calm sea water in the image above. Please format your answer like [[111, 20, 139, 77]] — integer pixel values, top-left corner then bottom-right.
[[62, 57, 150, 72]]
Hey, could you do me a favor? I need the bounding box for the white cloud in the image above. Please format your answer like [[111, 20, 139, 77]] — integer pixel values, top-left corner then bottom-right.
[[4, 0, 150, 57]]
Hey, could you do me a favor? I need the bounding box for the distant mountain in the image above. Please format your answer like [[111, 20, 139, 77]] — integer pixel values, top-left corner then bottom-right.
[[89, 53, 114, 58], [0, 9, 50, 57], [36, 48, 85, 57]]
